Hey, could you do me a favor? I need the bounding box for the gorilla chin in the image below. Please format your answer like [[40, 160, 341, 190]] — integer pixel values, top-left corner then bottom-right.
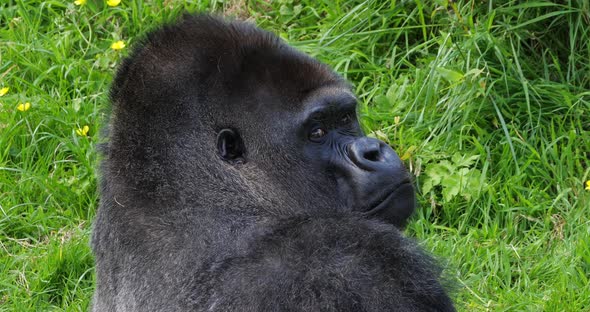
[[91, 13, 455, 312], [364, 182, 416, 227]]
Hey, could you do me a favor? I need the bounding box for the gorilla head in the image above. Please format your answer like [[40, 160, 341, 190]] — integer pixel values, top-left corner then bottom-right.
[[92, 14, 454, 312]]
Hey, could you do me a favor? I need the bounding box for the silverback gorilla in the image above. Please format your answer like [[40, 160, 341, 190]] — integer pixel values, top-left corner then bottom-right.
[[92, 14, 454, 312]]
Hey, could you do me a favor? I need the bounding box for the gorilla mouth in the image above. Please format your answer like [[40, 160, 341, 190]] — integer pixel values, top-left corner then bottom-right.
[[363, 182, 415, 226]]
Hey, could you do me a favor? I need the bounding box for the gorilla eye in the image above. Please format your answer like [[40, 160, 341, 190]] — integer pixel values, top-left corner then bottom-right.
[[309, 128, 327, 141], [217, 129, 246, 164], [340, 112, 353, 124]]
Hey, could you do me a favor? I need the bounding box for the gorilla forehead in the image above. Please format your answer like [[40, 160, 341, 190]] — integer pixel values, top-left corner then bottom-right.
[[111, 14, 346, 119]]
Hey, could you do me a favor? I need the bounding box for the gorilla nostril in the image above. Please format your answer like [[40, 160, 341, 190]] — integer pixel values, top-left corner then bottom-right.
[[363, 150, 380, 162]]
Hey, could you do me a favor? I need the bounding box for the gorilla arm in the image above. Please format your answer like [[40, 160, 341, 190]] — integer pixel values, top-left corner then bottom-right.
[[199, 215, 454, 312]]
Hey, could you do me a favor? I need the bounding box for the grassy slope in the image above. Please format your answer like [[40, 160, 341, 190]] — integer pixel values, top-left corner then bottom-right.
[[1, 0, 588, 311]]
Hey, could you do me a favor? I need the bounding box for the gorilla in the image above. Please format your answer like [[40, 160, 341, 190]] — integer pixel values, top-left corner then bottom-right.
[[92, 14, 454, 312]]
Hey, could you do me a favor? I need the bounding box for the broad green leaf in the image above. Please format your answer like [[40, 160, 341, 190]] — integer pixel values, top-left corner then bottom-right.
[[436, 67, 464, 83], [451, 153, 480, 167], [442, 174, 461, 202]]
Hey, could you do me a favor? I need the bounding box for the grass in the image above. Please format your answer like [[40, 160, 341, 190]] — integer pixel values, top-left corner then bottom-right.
[[1, 0, 589, 310]]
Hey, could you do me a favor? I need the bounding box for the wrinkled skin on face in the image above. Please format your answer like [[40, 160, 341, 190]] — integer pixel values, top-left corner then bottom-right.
[[92, 14, 454, 312], [296, 88, 415, 227]]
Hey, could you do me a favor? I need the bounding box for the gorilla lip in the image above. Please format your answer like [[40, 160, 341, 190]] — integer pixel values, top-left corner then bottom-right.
[[363, 182, 413, 216]]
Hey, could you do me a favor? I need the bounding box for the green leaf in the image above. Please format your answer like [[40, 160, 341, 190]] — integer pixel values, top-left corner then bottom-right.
[[422, 178, 434, 194], [425, 164, 445, 185], [451, 153, 480, 168], [279, 4, 292, 16], [373, 94, 389, 110], [442, 174, 461, 202], [438, 160, 455, 172], [457, 167, 471, 177], [293, 4, 302, 16], [436, 67, 464, 83]]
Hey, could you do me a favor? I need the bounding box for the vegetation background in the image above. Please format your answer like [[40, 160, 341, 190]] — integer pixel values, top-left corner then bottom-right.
[[1, 0, 589, 310]]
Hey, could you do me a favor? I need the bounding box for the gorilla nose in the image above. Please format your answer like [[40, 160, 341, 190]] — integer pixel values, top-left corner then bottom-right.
[[345, 136, 415, 227], [348, 137, 402, 172]]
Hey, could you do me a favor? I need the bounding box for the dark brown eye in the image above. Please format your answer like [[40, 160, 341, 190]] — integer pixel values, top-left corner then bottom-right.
[[341, 113, 353, 124], [309, 128, 327, 140]]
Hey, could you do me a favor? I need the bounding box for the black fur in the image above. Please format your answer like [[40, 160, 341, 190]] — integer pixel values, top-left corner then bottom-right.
[[92, 14, 454, 311]]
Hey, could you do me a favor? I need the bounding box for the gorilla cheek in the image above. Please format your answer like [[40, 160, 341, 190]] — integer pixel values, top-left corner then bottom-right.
[[334, 175, 356, 211]]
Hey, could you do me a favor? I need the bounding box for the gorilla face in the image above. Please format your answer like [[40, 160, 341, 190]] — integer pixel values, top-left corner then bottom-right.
[[296, 88, 415, 226], [217, 84, 415, 227]]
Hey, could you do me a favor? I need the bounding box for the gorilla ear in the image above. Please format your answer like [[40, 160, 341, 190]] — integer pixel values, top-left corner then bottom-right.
[[217, 129, 246, 164]]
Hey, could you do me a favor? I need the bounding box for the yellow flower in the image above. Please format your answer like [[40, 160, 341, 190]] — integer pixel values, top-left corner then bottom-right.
[[17, 102, 31, 112], [0, 87, 8, 96], [74, 0, 86, 5], [106, 0, 121, 7], [76, 125, 90, 137], [586, 180, 590, 191], [111, 40, 125, 50]]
